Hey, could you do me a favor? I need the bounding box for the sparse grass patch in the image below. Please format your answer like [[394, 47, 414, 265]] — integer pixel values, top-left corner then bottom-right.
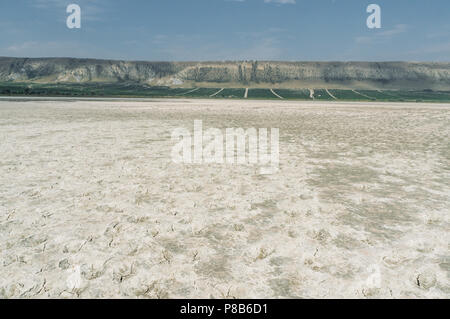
[[212, 88, 246, 99], [314, 89, 335, 100], [247, 89, 276, 99], [275, 89, 311, 100], [329, 90, 373, 101]]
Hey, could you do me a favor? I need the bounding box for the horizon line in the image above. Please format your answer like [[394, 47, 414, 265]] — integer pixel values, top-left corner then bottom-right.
[[1, 56, 449, 64]]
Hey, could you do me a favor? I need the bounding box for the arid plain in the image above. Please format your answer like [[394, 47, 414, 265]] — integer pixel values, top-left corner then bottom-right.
[[0, 98, 449, 298]]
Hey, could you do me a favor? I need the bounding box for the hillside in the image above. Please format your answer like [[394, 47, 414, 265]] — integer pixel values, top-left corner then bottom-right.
[[1, 57, 449, 89]]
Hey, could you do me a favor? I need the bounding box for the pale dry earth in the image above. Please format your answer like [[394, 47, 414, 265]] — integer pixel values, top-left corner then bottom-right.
[[0, 98, 449, 299]]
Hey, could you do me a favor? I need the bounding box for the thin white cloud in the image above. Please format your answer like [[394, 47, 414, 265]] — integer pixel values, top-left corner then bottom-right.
[[226, 0, 296, 3], [356, 24, 409, 44], [6, 41, 39, 52], [1, 40, 121, 59], [31, 0, 68, 9], [264, 0, 296, 4], [408, 42, 450, 55]]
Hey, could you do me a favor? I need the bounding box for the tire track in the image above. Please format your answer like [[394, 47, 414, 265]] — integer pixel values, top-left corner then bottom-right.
[[209, 88, 224, 97], [325, 89, 338, 100], [177, 87, 200, 96], [352, 89, 374, 100], [270, 89, 284, 99]]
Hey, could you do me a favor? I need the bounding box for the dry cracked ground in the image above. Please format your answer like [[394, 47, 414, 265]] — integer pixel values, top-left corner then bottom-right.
[[0, 98, 449, 299]]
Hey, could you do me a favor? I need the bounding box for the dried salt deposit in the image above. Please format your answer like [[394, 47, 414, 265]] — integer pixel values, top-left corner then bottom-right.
[[0, 98, 448, 298]]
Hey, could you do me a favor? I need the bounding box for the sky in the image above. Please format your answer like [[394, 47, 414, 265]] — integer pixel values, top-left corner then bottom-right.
[[0, 0, 449, 61]]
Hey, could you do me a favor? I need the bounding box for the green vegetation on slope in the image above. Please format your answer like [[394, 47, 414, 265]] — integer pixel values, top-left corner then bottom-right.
[[0, 82, 190, 97], [329, 90, 374, 101], [247, 89, 275, 99], [314, 89, 335, 100], [1, 82, 449, 102], [274, 89, 311, 100], [212, 88, 246, 99], [182, 88, 220, 98]]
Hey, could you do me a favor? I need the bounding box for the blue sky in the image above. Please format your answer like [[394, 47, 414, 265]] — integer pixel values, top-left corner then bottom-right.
[[0, 0, 449, 61]]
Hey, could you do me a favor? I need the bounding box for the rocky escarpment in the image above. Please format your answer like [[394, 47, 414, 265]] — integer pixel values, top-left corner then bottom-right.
[[1, 57, 449, 89], [0, 57, 182, 83]]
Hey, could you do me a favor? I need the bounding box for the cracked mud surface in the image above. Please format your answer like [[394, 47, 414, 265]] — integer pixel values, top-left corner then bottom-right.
[[0, 99, 449, 298]]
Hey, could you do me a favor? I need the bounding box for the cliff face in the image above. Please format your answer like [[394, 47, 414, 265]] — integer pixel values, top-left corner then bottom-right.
[[0, 57, 182, 83], [1, 57, 449, 89]]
